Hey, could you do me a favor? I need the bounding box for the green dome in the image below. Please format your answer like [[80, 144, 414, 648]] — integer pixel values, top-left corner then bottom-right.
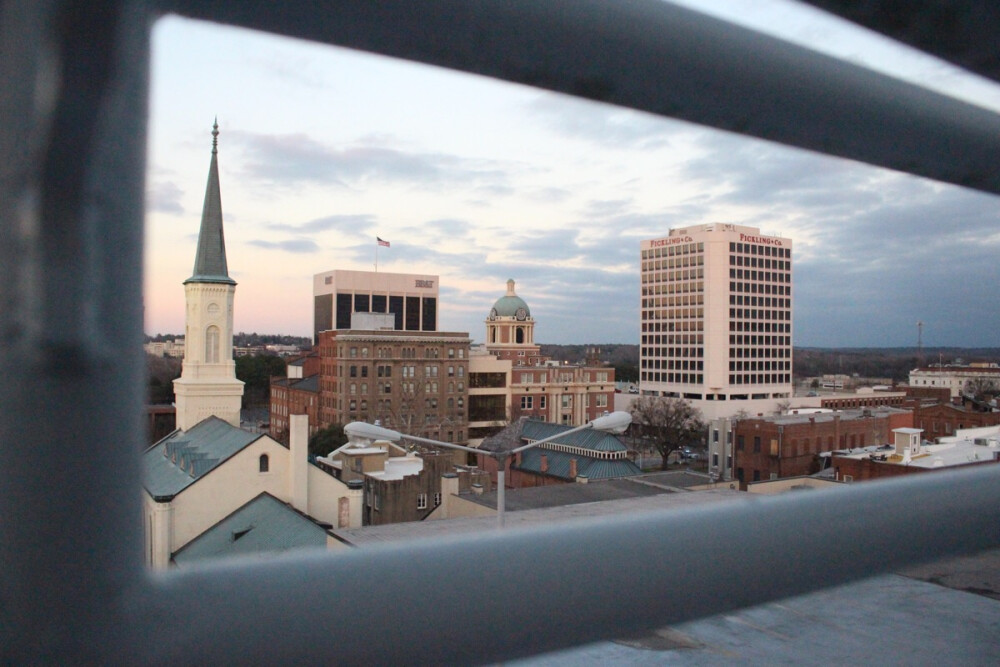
[[490, 279, 531, 320]]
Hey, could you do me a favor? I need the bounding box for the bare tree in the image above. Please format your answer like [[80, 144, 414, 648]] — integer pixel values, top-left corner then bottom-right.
[[773, 399, 791, 416], [629, 395, 705, 470], [964, 377, 1000, 403]]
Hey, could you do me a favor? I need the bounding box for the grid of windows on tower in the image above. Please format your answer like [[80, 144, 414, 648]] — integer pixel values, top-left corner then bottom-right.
[[639, 241, 706, 385], [727, 242, 792, 386]]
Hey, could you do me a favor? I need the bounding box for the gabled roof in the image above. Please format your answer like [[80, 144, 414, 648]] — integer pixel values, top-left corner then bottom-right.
[[517, 447, 642, 481], [143, 416, 263, 500], [172, 493, 327, 566], [185, 121, 234, 285]]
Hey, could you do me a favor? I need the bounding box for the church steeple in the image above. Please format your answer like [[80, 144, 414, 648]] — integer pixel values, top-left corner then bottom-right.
[[186, 119, 235, 285], [173, 120, 244, 431]]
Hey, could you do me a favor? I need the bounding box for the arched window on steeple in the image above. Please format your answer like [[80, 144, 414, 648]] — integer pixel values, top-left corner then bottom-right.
[[515, 327, 524, 344], [206, 326, 220, 363]]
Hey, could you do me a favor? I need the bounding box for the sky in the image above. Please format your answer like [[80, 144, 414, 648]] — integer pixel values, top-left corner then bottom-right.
[[144, 0, 1000, 348]]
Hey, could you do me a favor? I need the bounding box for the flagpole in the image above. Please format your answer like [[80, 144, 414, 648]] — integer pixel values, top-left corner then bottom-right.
[[375, 237, 378, 273]]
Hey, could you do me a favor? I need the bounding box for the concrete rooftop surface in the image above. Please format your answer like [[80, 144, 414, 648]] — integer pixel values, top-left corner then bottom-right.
[[508, 548, 1000, 666]]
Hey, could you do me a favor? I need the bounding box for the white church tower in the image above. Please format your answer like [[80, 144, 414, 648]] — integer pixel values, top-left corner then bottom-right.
[[173, 121, 244, 431]]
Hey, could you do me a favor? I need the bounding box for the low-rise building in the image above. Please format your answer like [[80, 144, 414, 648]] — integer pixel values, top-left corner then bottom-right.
[[316, 437, 490, 526], [477, 418, 641, 490], [730, 407, 913, 488], [831, 426, 1000, 482], [913, 402, 1000, 441], [142, 414, 362, 569], [909, 364, 1000, 398]]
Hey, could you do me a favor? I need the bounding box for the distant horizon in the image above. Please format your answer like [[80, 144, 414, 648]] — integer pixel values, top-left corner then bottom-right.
[[143, 331, 1000, 356]]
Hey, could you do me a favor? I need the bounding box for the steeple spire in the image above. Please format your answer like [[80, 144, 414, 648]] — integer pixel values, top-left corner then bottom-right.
[[186, 119, 235, 285]]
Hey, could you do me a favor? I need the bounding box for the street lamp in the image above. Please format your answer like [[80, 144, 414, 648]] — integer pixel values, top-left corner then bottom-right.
[[344, 411, 632, 528]]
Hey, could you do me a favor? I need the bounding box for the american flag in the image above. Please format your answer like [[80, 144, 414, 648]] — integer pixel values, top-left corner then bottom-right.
[[377, 237, 390, 248]]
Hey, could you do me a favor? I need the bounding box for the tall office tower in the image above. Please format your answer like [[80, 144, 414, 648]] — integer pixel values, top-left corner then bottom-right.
[[173, 122, 245, 430], [313, 270, 439, 343], [640, 223, 792, 420]]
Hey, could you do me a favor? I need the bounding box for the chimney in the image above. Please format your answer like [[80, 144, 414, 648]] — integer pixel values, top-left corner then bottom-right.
[[569, 458, 577, 479], [540, 454, 548, 473], [289, 414, 309, 513], [437, 472, 459, 520]]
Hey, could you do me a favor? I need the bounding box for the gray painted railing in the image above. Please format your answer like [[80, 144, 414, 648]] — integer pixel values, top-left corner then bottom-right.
[[2, 1, 999, 663]]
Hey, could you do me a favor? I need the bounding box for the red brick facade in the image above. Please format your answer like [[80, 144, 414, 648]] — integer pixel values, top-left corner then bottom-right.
[[913, 403, 1000, 440], [733, 409, 913, 488]]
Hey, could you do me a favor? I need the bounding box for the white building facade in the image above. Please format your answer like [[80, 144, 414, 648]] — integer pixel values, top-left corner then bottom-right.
[[640, 223, 793, 420], [909, 365, 1000, 399]]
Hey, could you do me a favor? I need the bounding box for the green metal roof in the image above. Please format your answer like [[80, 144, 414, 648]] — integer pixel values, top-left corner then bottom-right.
[[143, 416, 262, 500], [521, 420, 627, 452], [517, 447, 642, 480], [172, 493, 327, 566], [490, 278, 530, 317], [185, 121, 235, 285]]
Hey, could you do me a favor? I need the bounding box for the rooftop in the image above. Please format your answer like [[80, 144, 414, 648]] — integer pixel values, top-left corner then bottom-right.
[[752, 406, 911, 426], [480, 418, 627, 454], [143, 416, 263, 500], [331, 486, 745, 547], [835, 438, 1000, 469], [172, 493, 328, 567]]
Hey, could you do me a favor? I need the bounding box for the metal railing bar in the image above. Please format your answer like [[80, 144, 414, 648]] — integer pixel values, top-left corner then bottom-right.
[[139, 464, 1000, 665], [801, 0, 1000, 84], [0, 0, 150, 661], [157, 0, 1000, 197]]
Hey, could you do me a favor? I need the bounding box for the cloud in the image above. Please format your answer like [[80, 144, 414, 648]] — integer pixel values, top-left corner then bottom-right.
[[246, 238, 320, 253], [147, 180, 184, 215], [230, 131, 513, 191], [268, 214, 377, 235]]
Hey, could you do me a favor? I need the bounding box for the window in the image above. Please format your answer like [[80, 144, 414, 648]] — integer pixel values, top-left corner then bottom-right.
[[561, 395, 572, 409], [753, 436, 761, 453], [434, 492, 442, 506], [417, 493, 428, 510], [258, 454, 269, 473], [205, 326, 220, 363], [540, 396, 547, 409], [596, 394, 607, 408], [521, 396, 533, 410]]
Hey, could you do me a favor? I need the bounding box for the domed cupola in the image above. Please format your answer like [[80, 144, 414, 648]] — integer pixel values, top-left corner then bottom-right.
[[486, 279, 536, 348], [489, 279, 531, 322]]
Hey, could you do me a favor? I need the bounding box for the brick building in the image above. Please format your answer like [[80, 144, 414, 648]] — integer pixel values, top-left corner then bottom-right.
[[269, 352, 322, 442], [912, 402, 1000, 441], [269, 375, 320, 443], [317, 439, 490, 527], [316, 328, 471, 445], [732, 407, 913, 488]]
